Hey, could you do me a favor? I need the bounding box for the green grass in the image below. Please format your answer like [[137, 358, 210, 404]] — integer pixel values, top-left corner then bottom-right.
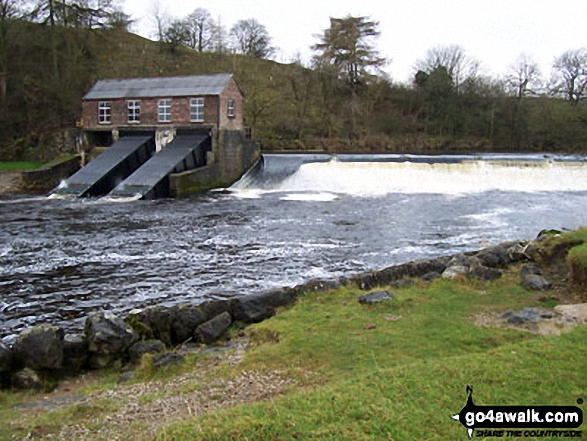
[[0, 162, 42, 171], [568, 243, 587, 287], [157, 271, 587, 440], [1, 267, 585, 440]]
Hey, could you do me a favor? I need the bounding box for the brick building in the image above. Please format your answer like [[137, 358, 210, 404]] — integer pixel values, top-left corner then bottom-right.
[[81, 74, 244, 149]]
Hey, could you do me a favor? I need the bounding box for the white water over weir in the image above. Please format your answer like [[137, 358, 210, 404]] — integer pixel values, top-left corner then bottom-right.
[[231, 154, 587, 197]]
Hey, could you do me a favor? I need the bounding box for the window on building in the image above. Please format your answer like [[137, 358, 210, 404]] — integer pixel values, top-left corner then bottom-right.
[[190, 98, 204, 122], [158, 99, 172, 123], [227, 98, 235, 118], [127, 100, 140, 123], [98, 102, 112, 124]]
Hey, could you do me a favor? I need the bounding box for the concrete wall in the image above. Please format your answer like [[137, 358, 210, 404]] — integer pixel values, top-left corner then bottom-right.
[[21, 155, 82, 193], [169, 130, 259, 197]]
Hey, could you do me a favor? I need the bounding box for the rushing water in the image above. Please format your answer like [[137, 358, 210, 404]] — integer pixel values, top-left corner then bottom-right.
[[2, 153, 587, 341]]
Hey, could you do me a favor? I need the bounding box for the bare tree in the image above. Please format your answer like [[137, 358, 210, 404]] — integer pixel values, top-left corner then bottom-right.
[[209, 16, 227, 54], [415, 44, 479, 91], [552, 48, 587, 105], [230, 18, 274, 58], [184, 8, 212, 52], [506, 53, 541, 100], [148, 0, 167, 41]]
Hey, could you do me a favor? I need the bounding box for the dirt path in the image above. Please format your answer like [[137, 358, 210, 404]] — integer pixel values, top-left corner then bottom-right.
[[0, 171, 22, 194], [10, 340, 298, 440]]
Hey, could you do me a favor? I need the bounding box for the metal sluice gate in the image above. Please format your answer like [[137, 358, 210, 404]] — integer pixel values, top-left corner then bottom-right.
[[50, 133, 211, 200]]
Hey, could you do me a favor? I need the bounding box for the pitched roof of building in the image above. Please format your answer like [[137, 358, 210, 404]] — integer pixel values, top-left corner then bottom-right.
[[83, 74, 235, 100]]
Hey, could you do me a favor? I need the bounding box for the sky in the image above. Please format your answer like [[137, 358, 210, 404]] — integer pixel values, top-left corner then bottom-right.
[[122, 0, 587, 84]]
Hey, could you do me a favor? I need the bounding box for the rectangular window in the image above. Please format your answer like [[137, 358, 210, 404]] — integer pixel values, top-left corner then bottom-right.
[[98, 102, 111, 124], [158, 99, 172, 123], [190, 98, 204, 122], [227, 98, 235, 118], [127, 100, 140, 124]]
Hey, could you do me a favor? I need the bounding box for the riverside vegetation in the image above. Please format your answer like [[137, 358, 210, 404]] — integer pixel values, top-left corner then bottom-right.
[[0, 228, 585, 440], [2, 10, 587, 161]]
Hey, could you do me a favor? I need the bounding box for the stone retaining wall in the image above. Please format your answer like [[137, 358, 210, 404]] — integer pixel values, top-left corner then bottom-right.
[[0, 240, 529, 390], [20, 155, 82, 194]]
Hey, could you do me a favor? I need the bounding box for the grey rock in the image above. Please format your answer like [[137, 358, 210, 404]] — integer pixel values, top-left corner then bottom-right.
[[358, 291, 396, 304], [521, 274, 553, 291], [0, 341, 12, 374], [195, 312, 232, 344], [467, 266, 503, 282], [170, 304, 207, 344], [131, 306, 173, 346], [231, 293, 276, 323], [507, 243, 529, 263], [505, 307, 544, 325], [442, 266, 469, 279], [421, 272, 441, 282], [84, 313, 139, 368], [12, 325, 64, 371], [153, 352, 185, 370], [12, 367, 43, 390], [520, 264, 542, 278], [478, 245, 513, 268], [198, 300, 232, 322], [62, 334, 88, 373], [117, 371, 135, 384], [448, 255, 482, 270], [499, 310, 514, 320], [128, 340, 167, 364]]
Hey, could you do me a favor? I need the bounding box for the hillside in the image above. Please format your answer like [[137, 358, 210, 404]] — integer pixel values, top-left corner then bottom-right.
[[1, 25, 587, 162]]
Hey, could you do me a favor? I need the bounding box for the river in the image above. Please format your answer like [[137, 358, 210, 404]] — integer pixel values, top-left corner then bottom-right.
[[2, 153, 587, 342]]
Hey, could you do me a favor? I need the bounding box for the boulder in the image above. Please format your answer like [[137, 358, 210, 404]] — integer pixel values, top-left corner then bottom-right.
[[129, 306, 173, 346], [198, 300, 232, 321], [467, 266, 503, 282], [195, 312, 232, 344], [447, 255, 482, 270], [0, 341, 12, 374], [128, 340, 167, 364], [170, 304, 208, 344], [85, 313, 139, 369], [421, 272, 441, 282], [476, 247, 505, 268], [12, 325, 64, 371], [502, 307, 551, 325], [12, 367, 43, 391], [153, 352, 185, 370], [521, 274, 553, 291], [231, 293, 276, 323], [520, 264, 542, 278], [442, 265, 469, 279], [358, 291, 395, 304], [62, 334, 88, 373], [506, 243, 529, 263]]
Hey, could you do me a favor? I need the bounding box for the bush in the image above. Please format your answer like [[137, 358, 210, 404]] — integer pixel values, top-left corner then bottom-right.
[[567, 243, 587, 289]]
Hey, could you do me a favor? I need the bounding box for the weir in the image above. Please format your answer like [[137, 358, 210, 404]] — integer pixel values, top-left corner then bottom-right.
[[107, 133, 210, 200], [49, 135, 155, 198], [231, 153, 587, 195]]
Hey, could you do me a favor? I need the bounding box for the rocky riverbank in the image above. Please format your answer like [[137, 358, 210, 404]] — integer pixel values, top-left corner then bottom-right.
[[3, 230, 577, 392]]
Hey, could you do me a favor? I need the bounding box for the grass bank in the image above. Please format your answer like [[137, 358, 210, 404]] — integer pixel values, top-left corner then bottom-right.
[[0, 162, 42, 171], [1, 232, 586, 440]]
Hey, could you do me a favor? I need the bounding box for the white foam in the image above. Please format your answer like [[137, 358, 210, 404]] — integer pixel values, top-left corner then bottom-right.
[[267, 160, 587, 196], [99, 194, 143, 203], [280, 192, 339, 202]]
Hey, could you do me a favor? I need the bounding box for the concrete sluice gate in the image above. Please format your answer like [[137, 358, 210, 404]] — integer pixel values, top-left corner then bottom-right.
[[50, 131, 212, 200]]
